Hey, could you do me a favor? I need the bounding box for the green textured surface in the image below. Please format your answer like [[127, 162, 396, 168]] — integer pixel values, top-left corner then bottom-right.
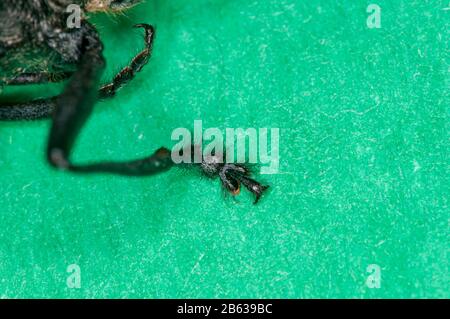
[[0, 0, 448, 298]]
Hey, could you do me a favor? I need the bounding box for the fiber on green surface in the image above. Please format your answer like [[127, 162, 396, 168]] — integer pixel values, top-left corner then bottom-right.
[[0, 0, 448, 298]]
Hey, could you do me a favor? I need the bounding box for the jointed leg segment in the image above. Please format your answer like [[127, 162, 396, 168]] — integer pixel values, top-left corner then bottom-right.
[[0, 97, 57, 120], [99, 24, 155, 99], [0, 24, 155, 121], [46, 22, 172, 176], [6, 71, 73, 85]]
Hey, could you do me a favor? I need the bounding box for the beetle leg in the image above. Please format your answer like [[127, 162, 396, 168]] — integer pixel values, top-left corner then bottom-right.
[[0, 97, 57, 120], [5, 72, 73, 85], [0, 72, 72, 120], [98, 24, 154, 99], [0, 24, 154, 121], [46, 21, 173, 176]]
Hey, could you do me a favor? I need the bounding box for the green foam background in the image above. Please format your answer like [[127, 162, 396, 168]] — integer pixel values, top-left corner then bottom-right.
[[0, 0, 448, 298]]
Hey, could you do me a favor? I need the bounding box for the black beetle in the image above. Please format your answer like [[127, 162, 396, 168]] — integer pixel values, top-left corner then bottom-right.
[[0, 0, 268, 203]]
